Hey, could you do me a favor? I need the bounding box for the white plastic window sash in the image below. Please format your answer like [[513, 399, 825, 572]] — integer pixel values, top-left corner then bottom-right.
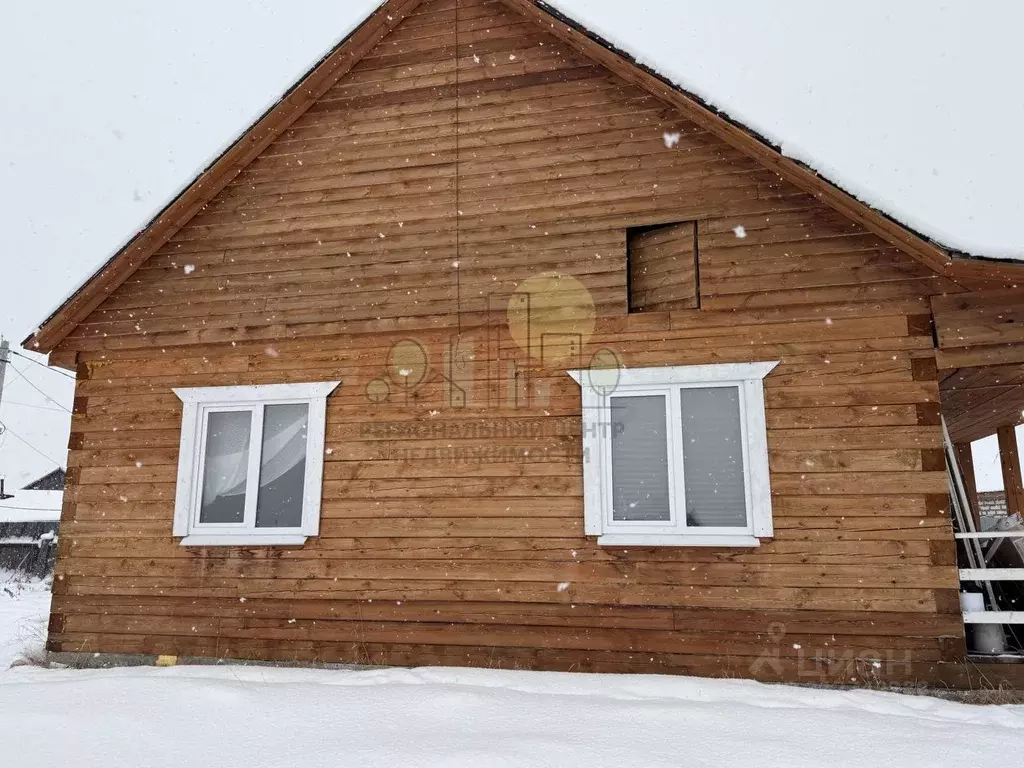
[[189, 403, 292, 536], [601, 381, 753, 537], [190, 404, 257, 531], [678, 381, 754, 537], [603, 388, 682, 535]]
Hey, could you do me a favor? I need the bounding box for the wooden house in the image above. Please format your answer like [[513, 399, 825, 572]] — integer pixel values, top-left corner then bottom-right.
[[26, 0, 1024, 686]]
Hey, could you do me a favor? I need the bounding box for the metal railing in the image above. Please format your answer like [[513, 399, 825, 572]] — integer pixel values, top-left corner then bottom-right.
[[955, 530, 1024, 624]]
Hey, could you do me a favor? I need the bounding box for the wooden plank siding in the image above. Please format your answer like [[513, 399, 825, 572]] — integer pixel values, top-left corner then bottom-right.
[[48, 0, 970, 685], [932, 290, 1024, 367]]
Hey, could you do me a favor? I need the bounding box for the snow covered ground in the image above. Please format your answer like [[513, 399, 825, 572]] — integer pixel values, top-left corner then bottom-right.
[[0, 574, 51, 669], [2, 581, 1024, 767]]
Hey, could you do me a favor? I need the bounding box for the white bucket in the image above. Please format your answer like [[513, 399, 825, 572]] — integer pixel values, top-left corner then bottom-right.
[[960, 591, 1007, 654]]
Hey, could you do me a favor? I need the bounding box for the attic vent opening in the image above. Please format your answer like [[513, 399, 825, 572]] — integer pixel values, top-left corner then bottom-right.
[[627, 222, 700, 313]]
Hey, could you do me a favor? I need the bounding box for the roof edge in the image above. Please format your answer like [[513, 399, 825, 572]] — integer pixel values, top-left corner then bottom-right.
[[24, 0, 425, 353]]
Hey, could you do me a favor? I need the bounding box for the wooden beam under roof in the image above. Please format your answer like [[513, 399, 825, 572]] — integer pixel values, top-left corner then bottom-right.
[[998, 425, 1024, 516], [941, 364, 1024, 444]]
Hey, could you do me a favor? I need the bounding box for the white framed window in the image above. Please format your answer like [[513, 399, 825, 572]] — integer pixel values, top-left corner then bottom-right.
[[568, 362, 777, 547], [171, 381, 340, 546]]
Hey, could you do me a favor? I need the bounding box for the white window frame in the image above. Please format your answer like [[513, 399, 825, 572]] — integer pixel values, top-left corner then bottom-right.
[[172, 381, 340, 546], [568, 362, 777, 547]]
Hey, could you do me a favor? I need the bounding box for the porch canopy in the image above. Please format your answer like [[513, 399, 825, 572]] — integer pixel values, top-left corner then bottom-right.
[[934, 289, 1024, 514]]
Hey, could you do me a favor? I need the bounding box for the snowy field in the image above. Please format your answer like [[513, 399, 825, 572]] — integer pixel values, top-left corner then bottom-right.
[[2, 582, 1024, 767]]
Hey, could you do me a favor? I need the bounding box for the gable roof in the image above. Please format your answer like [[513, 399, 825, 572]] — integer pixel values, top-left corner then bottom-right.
[[23, 468, 66, 492], [24, 0, 1022, 355]]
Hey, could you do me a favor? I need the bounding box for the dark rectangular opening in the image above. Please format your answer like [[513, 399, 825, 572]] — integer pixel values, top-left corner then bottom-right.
[[626, 221, 700, 313]]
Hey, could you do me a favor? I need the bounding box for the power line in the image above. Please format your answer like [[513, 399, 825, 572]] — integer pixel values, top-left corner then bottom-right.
[[8, 349, 76, 380], [1, 400, 72, 413], [0, 504, 62, 513], [0, 423, 64, 468], [2, 366, 71, 415], [4, 364, 72, 412]]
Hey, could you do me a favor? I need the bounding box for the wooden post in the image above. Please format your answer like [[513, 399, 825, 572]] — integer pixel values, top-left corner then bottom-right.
[[997, 426, 1024, 516], [955, 442, 980, 526]]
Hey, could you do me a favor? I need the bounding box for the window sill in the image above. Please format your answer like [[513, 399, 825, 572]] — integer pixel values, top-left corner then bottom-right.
[[179, 534, 308, 547], [597, 534, 762, 548]]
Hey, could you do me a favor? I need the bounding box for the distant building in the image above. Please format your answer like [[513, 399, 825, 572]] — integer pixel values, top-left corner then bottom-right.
[[22, 468, 66, 491], [0, 485, 62, 579]]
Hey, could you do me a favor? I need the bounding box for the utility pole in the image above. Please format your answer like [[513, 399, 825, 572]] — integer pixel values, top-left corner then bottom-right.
[[0, 336, 9, 407], [0, 337, 10, 499], [0, 336, 8, 410]]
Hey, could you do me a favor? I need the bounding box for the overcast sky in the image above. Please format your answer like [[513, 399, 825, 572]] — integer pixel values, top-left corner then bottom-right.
[[0, 0, 1021, 489]]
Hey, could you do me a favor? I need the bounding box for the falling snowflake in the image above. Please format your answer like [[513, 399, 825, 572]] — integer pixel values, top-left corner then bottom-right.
[[663, 132, 681, 148], [557, 582, 570, 592], [183, 264, 195, 275], [733, 225, 747, 239]]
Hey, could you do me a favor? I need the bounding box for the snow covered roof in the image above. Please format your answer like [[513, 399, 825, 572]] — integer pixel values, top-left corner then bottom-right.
[[0, 490, 63, 523], [22, 468, 66, 492], [23, 0, 1024, 353]]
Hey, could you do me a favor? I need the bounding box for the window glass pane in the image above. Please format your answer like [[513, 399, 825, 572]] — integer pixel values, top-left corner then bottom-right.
[[256, 403, 309, 528], [199, 410, 251, 524], [611, 395, 671, 522], [680, 387, 747, 527]]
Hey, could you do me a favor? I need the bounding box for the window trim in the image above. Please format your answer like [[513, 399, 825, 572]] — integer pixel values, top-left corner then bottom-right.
[[568, 362, 777, 547], [172, 381, 340, 546]]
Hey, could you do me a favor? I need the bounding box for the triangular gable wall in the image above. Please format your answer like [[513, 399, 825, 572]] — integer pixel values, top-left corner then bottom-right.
[[29, 0, 1017, 356]]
